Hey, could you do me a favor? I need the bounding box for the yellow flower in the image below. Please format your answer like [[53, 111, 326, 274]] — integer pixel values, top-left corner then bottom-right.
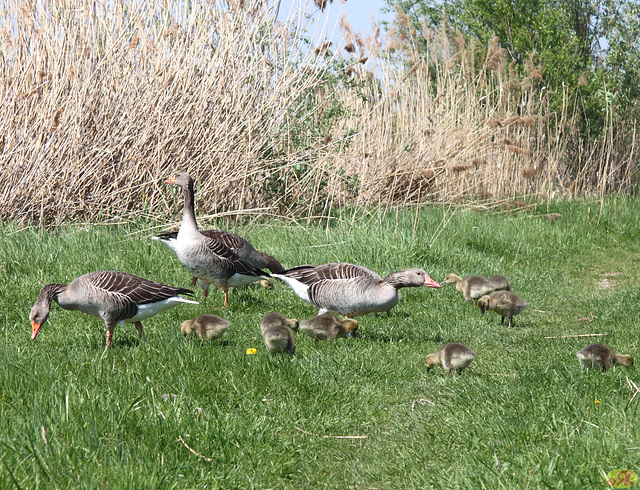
[[594, 400, 602, 405], [246, 348, 257, 355]]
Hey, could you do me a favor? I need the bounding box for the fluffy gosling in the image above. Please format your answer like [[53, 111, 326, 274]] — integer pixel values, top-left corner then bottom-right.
[[180, 314, 230, 340], [299, 313, 359, 341], [576, 343, 634, 372], [441, 273, 496, 301], [488, 275, 511, 291], [260, 312, 299, 354], [477, 290, 529, 327], [425, 343, 477, 377]]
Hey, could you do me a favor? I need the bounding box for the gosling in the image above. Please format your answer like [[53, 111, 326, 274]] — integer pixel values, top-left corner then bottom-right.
[[260, 312, 299, 354], [299, 314, 359, 341], [425, 343, 477, 376], [181, 314, 230, 340], [441, 273, 496, 301], [576, 343, 634, 372], [488, 275, 511, 291], [477, 290, 529, 327]]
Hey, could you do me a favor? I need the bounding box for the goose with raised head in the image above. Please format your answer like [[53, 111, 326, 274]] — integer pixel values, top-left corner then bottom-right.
[[164, 172, 271, 306], [576, 343, 634, 372], [425, 343, 477, 376], [154, 229, 283, 289], [273, 262, 440, 317], [299, 313, 359, 341], [180, 314, 230, 340], [259, 312, 298, 354], [477, 290, 529, 327], [440, 273, 496, 301], [488, 275, 511, 291], [29, 271, 198, 348]]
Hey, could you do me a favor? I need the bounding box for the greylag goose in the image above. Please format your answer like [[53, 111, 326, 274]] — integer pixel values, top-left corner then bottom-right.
[[477, 290, 529, 327], [576, 344, 634, 371], [488, 275, 511, 291], [29, 271, 198, 348], [259, 312, 299, 354], [273, 262, 440, 317], [299, 313, 359, 341], [154, 229, 282, 289], [440, 273, 496, 301], [425, 343, 477, 376], [180, 314, 230, 340], [164, 172, 271, 306]]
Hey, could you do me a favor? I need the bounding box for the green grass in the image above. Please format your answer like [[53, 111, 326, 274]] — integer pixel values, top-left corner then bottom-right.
[[1, 198, 640, 488]]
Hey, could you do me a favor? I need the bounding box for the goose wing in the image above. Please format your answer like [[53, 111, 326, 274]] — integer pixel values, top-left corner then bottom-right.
[[85, 271, 195, 305], [202, 236, 269, 278], [282, 262, 380, 286]]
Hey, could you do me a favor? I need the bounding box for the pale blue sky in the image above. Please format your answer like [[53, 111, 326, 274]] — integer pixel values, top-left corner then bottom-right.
[[275, 0, 394, 47]]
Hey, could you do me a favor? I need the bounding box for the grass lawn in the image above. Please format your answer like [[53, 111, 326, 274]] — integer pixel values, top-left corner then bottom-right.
[[1, 198, 640, 488]]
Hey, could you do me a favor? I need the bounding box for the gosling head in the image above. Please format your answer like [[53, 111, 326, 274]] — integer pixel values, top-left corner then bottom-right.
[[342, 318, 359, 337], [615, 354, 634, 367], [440, 273, 462, 287], [425, 353, 441, 372], [477, 295, 490, 315]]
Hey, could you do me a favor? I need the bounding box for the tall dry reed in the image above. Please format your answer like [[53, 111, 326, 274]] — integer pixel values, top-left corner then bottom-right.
[[0, 0, 636, 225]]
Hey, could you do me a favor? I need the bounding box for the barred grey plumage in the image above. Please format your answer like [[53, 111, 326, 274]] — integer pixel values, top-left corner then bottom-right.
[[164, 172, 271, 306], [29, 271, 197, 348], [274, 262, 440, 317]]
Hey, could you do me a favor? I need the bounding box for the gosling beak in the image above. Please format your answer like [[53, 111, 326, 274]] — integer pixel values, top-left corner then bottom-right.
[[31, 321, 42, 340], [439, 279, 447, 286], [423, 275, 441, 288]]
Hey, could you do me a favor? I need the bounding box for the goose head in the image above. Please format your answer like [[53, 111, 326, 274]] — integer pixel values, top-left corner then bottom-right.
[[385, 269, 440, 288], [165, 171, 194, 189], [29, 284, 63, 340]]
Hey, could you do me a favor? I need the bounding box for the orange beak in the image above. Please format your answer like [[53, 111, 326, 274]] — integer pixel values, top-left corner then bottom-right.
[[31, 321, 42, 340], [164, 177, 175, 185], [423, 275, 441, 288]]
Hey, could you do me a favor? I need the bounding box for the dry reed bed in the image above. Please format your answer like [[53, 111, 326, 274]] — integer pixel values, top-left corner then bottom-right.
[[0, 1, 636, 225]]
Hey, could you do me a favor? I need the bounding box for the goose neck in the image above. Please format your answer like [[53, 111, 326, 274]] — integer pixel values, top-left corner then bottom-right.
[[179, 179, 200, 233]]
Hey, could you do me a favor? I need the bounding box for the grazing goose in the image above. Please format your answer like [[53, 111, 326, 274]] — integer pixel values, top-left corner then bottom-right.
[[477, 290, 529, 327], [440, 273, 496, 301], [153, 229, 283, 289], [259, 312, 299, 354], [299, 313, 359, 341], [425, 343, 477, 376], [164, 172, 271, 306], [29, 271, 198, 348], [180, 314, 230, 340], [488, 275, 511, 291], [273, 263, 440, 317], [576, 344, 634, 372]]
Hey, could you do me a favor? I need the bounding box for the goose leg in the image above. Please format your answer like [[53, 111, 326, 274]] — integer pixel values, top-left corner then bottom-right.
[[446, 367, 452, 377], [191, 276, 198, 287], [223, 286, 229, 307], [105, 327, 114, 349], [509, 316, 514, 328], [501, 316, 505, 325], [135, 321, 146, 342]]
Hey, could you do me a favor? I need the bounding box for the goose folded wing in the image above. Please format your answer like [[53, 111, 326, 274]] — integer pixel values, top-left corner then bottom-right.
[[315, 263, 381, 281], [203, 237, 270, 278], [89, 271, 194, 305], [201, 230, 246, 250]]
